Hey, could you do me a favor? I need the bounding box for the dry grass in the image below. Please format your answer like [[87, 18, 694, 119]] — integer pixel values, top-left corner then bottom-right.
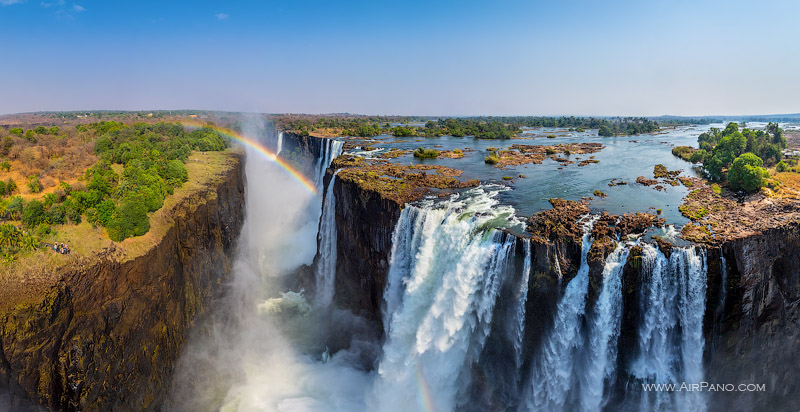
[[0, 149, 240, 311], [769, 171, 800, 199]]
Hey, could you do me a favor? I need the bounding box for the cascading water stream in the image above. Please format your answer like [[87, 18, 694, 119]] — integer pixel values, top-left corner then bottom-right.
[[276, 131, 284, 155], [523, 216, 597, 412], [372, 186, 519, 412], [315, 139, 344, 190], [579, 242, 631, 411], [630, 244, 708, 412], [315, 169, 341, 307], [511, 240, 532, 371]]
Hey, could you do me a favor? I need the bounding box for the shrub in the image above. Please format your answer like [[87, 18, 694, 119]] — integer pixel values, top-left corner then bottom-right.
[[5, 196, 24, 220], [728, 153, 768, 192], [95, 199, 116, 226], [413, 147, 439, 159], [502, 176, 513, 181], [6, 179, 16, 195], [42, 193, 58, 208], [671, 146, 695, 161], [36, 223, 51, 238], [105, 196, 150, 242], [45, 204, 66, 225], [0, 161, 10, 172], [776, 160, 789, 172], [163, 159, 188, 186], [22, 200, 45, 228], [485, 152, 500, 165], [63, 199, 81, 224], [545, 148, 557, 155], [27, 176, 42, 194], [546, 134, 557, 139]]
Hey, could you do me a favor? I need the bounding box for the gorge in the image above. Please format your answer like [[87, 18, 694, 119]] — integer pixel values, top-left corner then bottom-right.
[[1, 120, 798, 412]]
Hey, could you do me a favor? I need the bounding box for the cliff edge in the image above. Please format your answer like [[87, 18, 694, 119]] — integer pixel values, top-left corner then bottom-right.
[[0, 151, 245, 412]]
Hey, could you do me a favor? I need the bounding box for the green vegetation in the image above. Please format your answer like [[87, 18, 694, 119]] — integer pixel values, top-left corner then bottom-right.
[[671, 146, 695, 161], [0, 223, 39, 262], [0, 121, 229, 252], [502, 176, 513, 181], [776, 160, 789, 172], [282, 115, 661, 139], [593, 190, 607, 198], [413, 147, 439, 159], [727, 153, 769, 192], [680, 122, 785, 192], [485, 151, 500, 165]]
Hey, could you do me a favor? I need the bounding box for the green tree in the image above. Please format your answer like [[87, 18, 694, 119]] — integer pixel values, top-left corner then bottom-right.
[[728, 153, 768, 192], [776, 160, 789, 172], [105, 196, 150, 241], [45, 204, 66, 225], [22, 200, 45, 228], [163, 159, 188, 186], [689, 149, 708, 164], [9, 128, 23, 137], [0, 224, 21, 249], [597, 125, 612, 137], [5, 196, 24, 220]]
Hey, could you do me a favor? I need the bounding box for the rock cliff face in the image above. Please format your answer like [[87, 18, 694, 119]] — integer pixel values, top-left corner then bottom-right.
[[331, 171, 402, 324], [327, 157, 800, 408], [0, 154, 245, 412], [707, 221, 800, 411]]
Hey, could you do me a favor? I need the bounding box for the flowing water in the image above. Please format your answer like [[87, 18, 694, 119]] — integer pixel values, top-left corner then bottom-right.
[[372, 186, 519, 412], [315, 169, 341, 307], [167, 121, 712, 412], [627, 244, 708, 412]]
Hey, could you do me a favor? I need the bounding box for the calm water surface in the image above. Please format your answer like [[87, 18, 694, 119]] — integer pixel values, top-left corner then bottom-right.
[[345, 124, 726, 227]]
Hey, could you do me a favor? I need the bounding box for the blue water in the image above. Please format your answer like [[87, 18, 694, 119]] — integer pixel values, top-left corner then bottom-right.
[[346, 124, 724, 226]]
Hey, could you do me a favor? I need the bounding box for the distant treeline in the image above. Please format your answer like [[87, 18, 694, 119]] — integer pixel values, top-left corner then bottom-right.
[[478, 116, 659, 137], [284, 116, 661, 139]]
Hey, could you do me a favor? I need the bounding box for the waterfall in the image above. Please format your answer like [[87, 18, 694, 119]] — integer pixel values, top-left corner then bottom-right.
[[373, 186, 518, 412], [579, 242, 631, 411], [315, 139, 344, 189], [511, 240, 532, 371], [553, 244, 564, 280], [523, 216, 597, 412], [315, 169, 341, 307], [630, 244, 708, 412], [277, 131, 284, 155]]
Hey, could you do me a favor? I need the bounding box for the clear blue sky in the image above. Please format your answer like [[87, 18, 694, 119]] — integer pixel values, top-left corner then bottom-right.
[[1, 0, 798, 116]]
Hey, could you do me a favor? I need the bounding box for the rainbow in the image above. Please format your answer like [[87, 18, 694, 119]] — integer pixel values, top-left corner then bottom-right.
[[180, 120, 317, 195], [415, 362, 437, 412]]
